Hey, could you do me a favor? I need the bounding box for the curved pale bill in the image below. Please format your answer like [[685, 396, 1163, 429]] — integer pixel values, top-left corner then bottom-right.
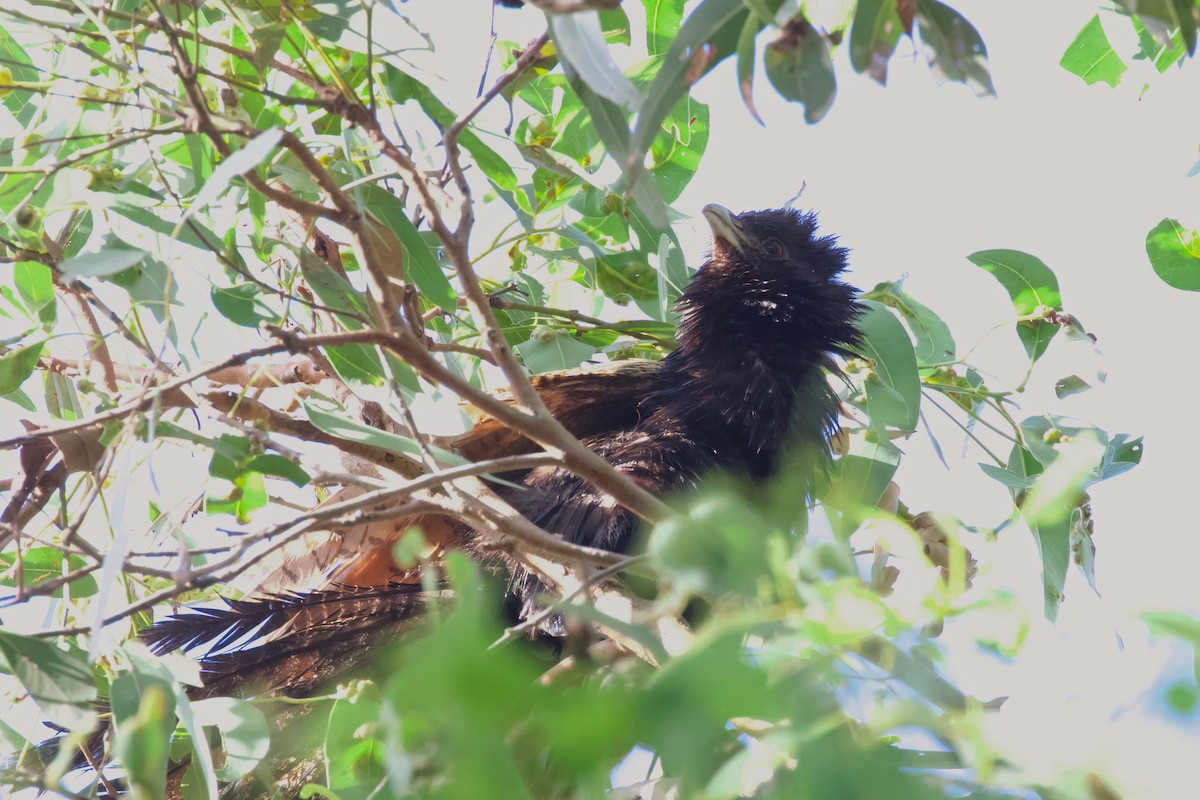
[[701, 203, 748, 254]]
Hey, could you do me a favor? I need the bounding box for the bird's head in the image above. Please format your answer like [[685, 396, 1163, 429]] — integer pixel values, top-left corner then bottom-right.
[[701, 204, 847, 282], [678, 204, 861, 363]]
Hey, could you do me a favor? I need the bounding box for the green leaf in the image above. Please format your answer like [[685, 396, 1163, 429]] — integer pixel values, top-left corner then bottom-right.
[[359, 185, 456, 311], [856, 301, 920, 432], [1146, 218, 1200, 291], [0, 341, 43, 394], [1144, 612, 1200, 646], [764, 19, 838, 124], [0, 547, 99, 598], [967, 248, 1062, 363], [1020, 416, 1103, 469], [644, 0, 685, 55], [1133, 16, 1187, 72], [384, 66, 518, 192], [0, 631, 97, 731], [849, 0, 905, 85], [206, 469, 267, 523], [185, 128, 283, 224], [191, 697, 270, 781], [60, 242, 148, 280], [298, 249, 385, 386], [1003, 444, 1067, 620], [109, 257, 179, 325], [978, 463, 1037, 490], [865, 280, 956, 366], [1060, 15, 1127, 87], [1133, 0, 1198, 56], [631, 0, 747, 169], [514, 330, 597, 373], [735, 12, 767, 125], [304, 395, 469, 467], [550, 11, 641, 109], [0, 23, 39, 126], [915, 0, 996, 97], [244, 454, 311, 487], [211, 283, 281, 328], [13, 261, 55, 326], [826, 436, 902, 515], [1100, 433, 1143, 481], [111, 672, 175, 800], [1021, 434, 1105, 524]]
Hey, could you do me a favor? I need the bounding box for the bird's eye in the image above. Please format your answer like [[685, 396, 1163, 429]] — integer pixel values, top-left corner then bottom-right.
[[763, 238, 786, 258]]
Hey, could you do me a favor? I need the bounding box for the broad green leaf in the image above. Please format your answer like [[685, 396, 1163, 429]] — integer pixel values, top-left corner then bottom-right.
[[849, 0, 905, 85], [978, 463, 1037, 490], [1053, 374, 1094, 398], [0, 23, 39, 126], [826, 436, 902, 516], [192, 697, 270, 781], [298, 249, 372, 319], [60, 243, 148, 280], [0, 631, 96, 731], [736, 12, 766, 125], [865, 280, 956, 365], [111, 672, 175, 800], [596, 250, 659, 303], [184, 128, 283, 225], [967, 248, 1062, 363], [1004, 444, 1067, 620], [211, 283, 281, 328], [1144, 612, 1200, 646], [631, 0, 747, 168], [1133, 16, 1186, 72], [648, 98, 710, 204], [1021, 435, 1105, 524], [1146, 218, 1200, 291], [384, 66, 518, 192], [550, 12, 641, 109], [359, 185, 456, 311], [13, 260, 55, 326], [0, 341, 43, 394], [304, 395, 468, 467], [1133, 0, 1198, 56], [1100, 433, 1144, 481], [514, 329, 596, 373], [110, 200, 223, 253], [1060, 16, 1126, 87], [0, 548, 99, 598], [2, 387, 36, 411], [856, 301, 920, 432], [109, 257, 179, 325], [244, 454, 311, 487], [1020, 416, 1104, 470], [644, 0, 685, 55], [206, 469, 267, 523], [298, 249, 385, 386], [764, 19, 837, 124], [915, 0, 995, 97]]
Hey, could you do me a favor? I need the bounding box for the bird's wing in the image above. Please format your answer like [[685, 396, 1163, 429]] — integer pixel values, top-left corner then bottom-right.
[[223, 359, 661, 601]]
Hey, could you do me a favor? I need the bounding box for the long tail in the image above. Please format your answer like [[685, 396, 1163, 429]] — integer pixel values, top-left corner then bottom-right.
[[145, 582, 446, 699]]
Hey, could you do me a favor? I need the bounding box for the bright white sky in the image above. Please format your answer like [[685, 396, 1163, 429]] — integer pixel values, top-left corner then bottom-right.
[[414, 1, 1200, 796]]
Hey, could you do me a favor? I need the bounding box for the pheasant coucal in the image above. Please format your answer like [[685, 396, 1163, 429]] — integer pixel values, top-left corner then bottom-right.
[[142, 203, 863, 711]]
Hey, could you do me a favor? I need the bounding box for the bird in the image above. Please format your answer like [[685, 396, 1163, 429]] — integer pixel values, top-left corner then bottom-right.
[[142, 204, 861, 687], [112, 205, 862, 797]]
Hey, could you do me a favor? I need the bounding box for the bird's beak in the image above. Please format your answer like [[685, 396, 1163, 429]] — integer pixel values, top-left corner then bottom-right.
[[702, 204, 747, 254]]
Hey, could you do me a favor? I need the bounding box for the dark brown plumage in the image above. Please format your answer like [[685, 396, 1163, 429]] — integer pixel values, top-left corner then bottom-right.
[[147, 204, 861, 683]]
